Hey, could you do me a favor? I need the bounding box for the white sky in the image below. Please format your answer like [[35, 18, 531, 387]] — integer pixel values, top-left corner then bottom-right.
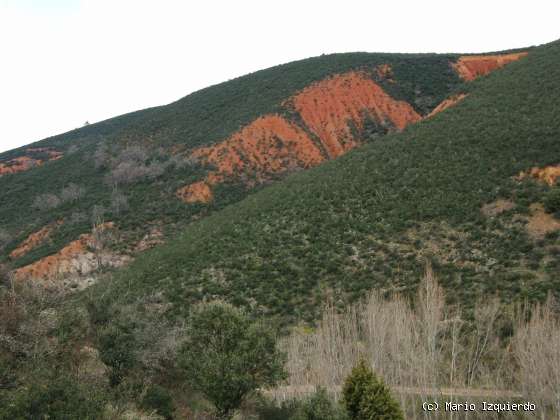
[[1, 0, 558, 153]]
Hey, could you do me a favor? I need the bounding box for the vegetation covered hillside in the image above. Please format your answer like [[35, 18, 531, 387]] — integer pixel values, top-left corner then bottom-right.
[[0, 51, 474, 284], [1, 40, 559, 418], [85, 41, 560, 323]]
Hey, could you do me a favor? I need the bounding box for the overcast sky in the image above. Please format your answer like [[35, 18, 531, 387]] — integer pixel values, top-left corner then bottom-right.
[[1, 0, 558, 153]]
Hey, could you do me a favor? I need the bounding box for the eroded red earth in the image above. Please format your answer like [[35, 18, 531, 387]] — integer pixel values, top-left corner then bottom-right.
[[0, 148, 63, 176], [426, 94, 468, 118], [179, 71, 422, 203], [452, 52, 528, 81], [9, 221, 63, 260]]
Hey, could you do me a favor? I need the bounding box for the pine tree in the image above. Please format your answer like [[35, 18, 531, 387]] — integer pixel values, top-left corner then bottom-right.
[[342, 359, 404, 420]]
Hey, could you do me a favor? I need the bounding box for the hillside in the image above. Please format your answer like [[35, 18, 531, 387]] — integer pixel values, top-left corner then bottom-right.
[[0, 49, 534, 291], [75, 42, 560, 324], [1, 40, 559, 418]]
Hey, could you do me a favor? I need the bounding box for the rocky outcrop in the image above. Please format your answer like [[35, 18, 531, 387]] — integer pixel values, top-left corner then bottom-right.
[[452, 52, 528, 81], [177, 71, 421, 203], [14, 223, 129, 288]]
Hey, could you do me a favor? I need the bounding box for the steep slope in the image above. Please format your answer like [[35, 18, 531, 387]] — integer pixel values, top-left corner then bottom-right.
[[0, 48, 532, 288], [83, 40, 559, 324]]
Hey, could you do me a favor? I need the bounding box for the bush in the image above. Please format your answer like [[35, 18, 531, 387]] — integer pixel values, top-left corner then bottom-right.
[[141, 384, 174, 419], [543, 186, 560, 215], [179, 302, 287, 419], [295, 387, 347, 420], [98, 324, 137, 386], [342, 359, 403, 420], [32, 193, 61, 211], [1, 376, 105, 420], [0, 229, 11, 250], [60, 183, 85, 203]]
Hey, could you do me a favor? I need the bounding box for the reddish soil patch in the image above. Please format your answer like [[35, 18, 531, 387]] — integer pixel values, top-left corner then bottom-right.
[[14, 235, 91, 281], [526, 204, 560, 239], [426, 94, 467, 118], [9, 221, 63, 260], [452, 52, 528, 81], [0, 156, 41, 175], [0, 148, 63, 176], [518, 165, 560, 186], [176, 181, 214, 204], [14, 222, 115, 282], [192, 115, 324, 178], [290, 71, 421, 158], [180, 71, 421, 203]]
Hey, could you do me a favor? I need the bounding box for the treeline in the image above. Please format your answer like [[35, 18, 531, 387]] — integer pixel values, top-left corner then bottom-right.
[[279, 267, 560, 419], [1, 266, 559, 419]]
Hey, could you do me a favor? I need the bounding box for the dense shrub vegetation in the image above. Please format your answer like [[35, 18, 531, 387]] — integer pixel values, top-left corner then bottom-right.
[[0, 39, 559, 418]]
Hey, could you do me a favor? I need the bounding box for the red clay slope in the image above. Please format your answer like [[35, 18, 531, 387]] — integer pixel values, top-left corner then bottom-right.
[[0, 148, 63, 176], [191, 114, 324, 182], [179, 71, 421, 203], [452, 52, 528, 81]]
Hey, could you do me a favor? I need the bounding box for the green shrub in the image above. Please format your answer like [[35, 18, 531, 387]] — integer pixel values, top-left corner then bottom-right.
[[342, 359, 404, 420], [178, 302, 287, 419], [141, 384, 174, 419], [295, 387, 347, 420], [98, 324, 137, 386], [543, 186, 560, 215], [1, 376, 105, 420]]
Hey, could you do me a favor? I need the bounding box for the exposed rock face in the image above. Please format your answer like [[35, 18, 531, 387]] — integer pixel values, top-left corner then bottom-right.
[[177, 71, 421, 203], [518, 165, 560, 186], [0, 148, 63, 176], [9, 221, 63, 260], [13, 223, 129, 287], [452, 52, 528, 81], [426, 94, 467, 118]]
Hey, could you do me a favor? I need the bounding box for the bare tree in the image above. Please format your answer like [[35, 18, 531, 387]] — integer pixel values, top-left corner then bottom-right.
[[514, 297, 560, 419], [93, 143, 109, 169], [0, 228, 11, 250], [111, 188, 129, 215], [60, 183, 85, 203]]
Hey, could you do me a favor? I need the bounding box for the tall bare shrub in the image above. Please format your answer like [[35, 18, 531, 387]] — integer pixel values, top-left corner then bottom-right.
[[514, 297, 560, 418]]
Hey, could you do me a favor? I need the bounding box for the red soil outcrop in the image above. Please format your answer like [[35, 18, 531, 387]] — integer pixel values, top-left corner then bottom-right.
[[426, 94, 468, 118], [518, 165, 560, 186], [452, 52, 528, 81], [192, 115, 324, 178], [14, 235, 92, 281], [178, 71, 421, 203], [290, 71, 421, 158], [14, 222, 116, 282], [9, 221, 63, 260], [0, 156, 40, 175], [176, 181, 214, 204], [0, 148, 63, 176]]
